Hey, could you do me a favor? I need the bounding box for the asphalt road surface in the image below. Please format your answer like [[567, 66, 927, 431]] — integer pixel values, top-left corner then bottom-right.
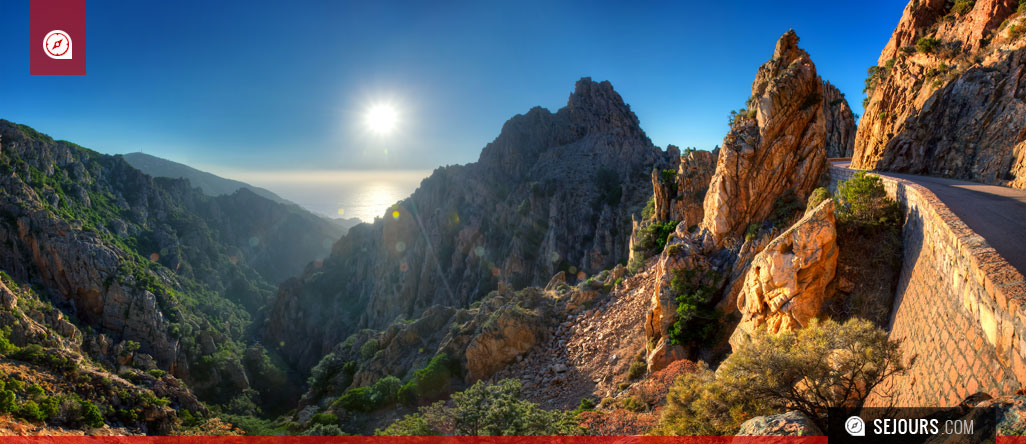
[[833, 161, 1026, 277]]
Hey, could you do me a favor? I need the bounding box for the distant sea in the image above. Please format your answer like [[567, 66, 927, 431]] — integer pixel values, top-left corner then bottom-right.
[[232, 170, 432, 222]]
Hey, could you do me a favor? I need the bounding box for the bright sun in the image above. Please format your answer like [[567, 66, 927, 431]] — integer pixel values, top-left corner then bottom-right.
[[365, 104, 398, 134]]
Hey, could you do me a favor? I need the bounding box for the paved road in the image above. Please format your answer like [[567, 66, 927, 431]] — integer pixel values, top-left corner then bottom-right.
[[832, 161, 1026, 277]]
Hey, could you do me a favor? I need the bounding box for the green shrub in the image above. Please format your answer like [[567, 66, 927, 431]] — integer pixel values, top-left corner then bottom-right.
[[633, 221, 678, 254], [573, 398, 596, 416], [916, 37, 941, 53], [806, 187, 831, 209], [147, 369, 167, 378], [620, 396, 645, 412], [1010, 24, 1026, 40], [124, 340, 141, 353], [26, 384, 44, 399], [305, 423, 345, 436], [627, 359, 647, 380], [398, 354, 456, 406], [379, 379, 578, 436], [41, 396, 59, 419], [768, 190, 802, 229], [17, 400, 45, 422], [360, 338, 379, 360], [0, 390, 15, 413], [371, 376, 401, 407], [651, 363, 768, 436], [952, 0, 974, 15], [654, 318, 906, 434], [659, 169, 677, 185], [0, 327, 17, 355], [81, 401, 104, 428], [13, 344, 44, 363], [641, 197, 655, 220], [667, 269, 721, 346], [836, 172, 901, 227], [333, 375, 400, 412], [311, 412, 338, 425]]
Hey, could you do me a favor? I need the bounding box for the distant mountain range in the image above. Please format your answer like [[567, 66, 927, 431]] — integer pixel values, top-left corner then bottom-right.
[[122, 152, 361, 231]]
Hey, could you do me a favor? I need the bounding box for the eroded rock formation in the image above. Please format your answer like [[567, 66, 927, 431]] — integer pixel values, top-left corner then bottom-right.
[[266, 78, 673, 372], [729, 199, 838, 349], [853, 0, 1026, 188], [650, 147, 717, 226], [822, 81, 856, 158], [700, 30, 831, 244]]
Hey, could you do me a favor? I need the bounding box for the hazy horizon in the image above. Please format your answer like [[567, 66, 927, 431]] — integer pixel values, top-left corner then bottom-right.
[[208, 167, 432, 222]]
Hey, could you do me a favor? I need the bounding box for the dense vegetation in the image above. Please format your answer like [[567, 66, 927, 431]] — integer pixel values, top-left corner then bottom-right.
[[654, 318, 906, 434]]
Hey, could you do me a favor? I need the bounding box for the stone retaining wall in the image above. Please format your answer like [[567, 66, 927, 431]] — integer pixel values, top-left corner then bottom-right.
[[828, 167, 1026, 407]]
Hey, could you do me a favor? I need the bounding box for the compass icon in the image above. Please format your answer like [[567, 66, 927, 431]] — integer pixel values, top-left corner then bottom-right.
[[44, 30, 72, 59]]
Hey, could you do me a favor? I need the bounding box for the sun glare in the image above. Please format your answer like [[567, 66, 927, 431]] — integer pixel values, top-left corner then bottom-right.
[[365, 103, 398, 135]]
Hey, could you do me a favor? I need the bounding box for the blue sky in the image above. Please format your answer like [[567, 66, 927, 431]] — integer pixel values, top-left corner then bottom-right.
[[0, 1, 906, 173]]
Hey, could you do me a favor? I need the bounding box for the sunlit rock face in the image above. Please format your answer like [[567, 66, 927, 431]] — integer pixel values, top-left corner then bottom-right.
[[266, 78, 675, 372], [650, 147, 717, 228], [853, 0, 1026, 189], [729, 199, 838, 350], [700, 30, 831, 245]]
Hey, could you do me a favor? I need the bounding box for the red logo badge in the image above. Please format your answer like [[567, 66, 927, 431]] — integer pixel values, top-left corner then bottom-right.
[[31, 0, 86, 75]]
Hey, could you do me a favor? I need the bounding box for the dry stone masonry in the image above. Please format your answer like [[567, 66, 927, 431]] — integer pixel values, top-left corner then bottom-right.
[[828, 167, 1026, 407]]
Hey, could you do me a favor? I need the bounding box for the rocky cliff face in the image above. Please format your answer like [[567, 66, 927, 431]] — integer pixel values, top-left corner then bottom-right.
[[650, 147, 717, 227], [700, 30, 832, 244], [729, 199, 838, 349], [0, 120, 338, 405], [822, 82, 857, 158], [266, 78, 672, 372], [853, 0, 1026, 188]]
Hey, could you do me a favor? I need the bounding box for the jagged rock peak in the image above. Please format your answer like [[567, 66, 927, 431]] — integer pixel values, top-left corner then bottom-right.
[[565, 77, 643, 136], [773, 29, 806, 65], [700, 29, 828, 243]]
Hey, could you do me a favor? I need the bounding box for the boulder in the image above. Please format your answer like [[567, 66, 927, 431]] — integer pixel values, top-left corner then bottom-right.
[[729, 199, 838, 350], [736, 411, 823, 437]]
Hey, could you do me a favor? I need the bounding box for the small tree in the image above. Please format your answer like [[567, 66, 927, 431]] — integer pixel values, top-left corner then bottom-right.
[[654, 318, 907, 435], [716, 318, 907, 431], [379, 379, 578, 436], [0, 390, 15, 414], [836, 172, 901, 227], [81, 400, 104, 428]]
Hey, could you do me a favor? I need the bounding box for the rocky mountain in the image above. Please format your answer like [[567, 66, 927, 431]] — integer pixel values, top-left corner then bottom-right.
[[265, 78, 674, 373], [0, 119, 344, 409], [123, 153, 362, 233], [122, 152, 291, 205], [853, 0, 1026, 188]]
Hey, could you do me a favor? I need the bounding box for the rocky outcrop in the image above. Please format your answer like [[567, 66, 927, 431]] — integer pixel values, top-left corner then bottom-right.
[[853, 0, 1026, 189], [651, 147, 717, 226], [822, 81, 856, 158], [736, 411, 823, 437], [700, 30, 831, 244], [266, 78, 673, 372], [643, 225, 728, 371], [729, 199, 838, 350]]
